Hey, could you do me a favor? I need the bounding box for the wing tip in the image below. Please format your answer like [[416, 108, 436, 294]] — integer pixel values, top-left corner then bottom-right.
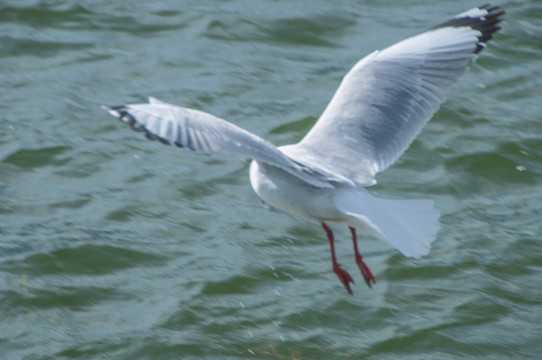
[[433, 4, 505, 54], [102, 104, 140, 128], [102, 104, 172, 145]]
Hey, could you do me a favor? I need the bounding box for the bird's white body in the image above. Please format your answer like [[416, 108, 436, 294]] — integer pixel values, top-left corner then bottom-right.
[[104, 5, 503, 292], [249, 160, 345, 222], [249, 158, 440, 259]]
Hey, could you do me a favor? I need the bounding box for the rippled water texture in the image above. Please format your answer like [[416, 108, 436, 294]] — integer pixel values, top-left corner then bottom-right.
[[1, 0, 541, 359]]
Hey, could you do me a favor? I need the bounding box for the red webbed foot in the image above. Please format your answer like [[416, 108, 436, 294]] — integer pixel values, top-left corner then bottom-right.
[[350, 226, 376, 288], [355, 254, 375, 288], [333, 264, 355, 294]]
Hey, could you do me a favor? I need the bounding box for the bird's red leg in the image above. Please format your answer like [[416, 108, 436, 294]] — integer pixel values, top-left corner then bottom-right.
[[349, 226, 376, 288], [322, 222, 354, 294]]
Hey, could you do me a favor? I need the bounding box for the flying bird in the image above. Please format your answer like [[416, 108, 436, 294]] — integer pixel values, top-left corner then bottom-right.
[[104, 5, 504, 294]]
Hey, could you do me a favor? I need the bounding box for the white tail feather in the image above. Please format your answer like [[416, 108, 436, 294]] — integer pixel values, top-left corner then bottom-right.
[[334, 189, 440, 258]]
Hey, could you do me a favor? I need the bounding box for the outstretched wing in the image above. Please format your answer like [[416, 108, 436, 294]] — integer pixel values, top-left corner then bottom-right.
[[103, 97, 334, 188], [293, 5, 504, 186]]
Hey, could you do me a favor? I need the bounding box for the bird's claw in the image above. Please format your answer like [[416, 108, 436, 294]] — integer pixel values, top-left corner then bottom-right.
[[356, 255, 375, 288], [333, 265, 355, 294]]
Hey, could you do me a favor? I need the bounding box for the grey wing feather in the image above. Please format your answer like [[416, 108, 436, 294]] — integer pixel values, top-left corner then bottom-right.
[[103, 97, 334, 188], [292, 5, 503, 186]]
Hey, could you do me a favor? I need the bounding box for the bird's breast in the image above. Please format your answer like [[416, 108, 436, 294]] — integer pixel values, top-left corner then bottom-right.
[[249, 160, 345, 222]]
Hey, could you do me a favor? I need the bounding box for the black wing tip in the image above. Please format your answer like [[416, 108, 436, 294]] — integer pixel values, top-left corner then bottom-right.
[[432, 4, 505, 54], [103, 105, 172, 145], [103, 105, 140, 129]]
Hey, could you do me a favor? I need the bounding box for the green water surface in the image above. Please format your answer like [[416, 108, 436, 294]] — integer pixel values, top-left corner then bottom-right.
[[1, 0, 541, 359]]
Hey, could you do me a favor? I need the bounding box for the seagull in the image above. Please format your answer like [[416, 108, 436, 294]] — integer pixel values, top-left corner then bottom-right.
[[104, 5, 504, 294]]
